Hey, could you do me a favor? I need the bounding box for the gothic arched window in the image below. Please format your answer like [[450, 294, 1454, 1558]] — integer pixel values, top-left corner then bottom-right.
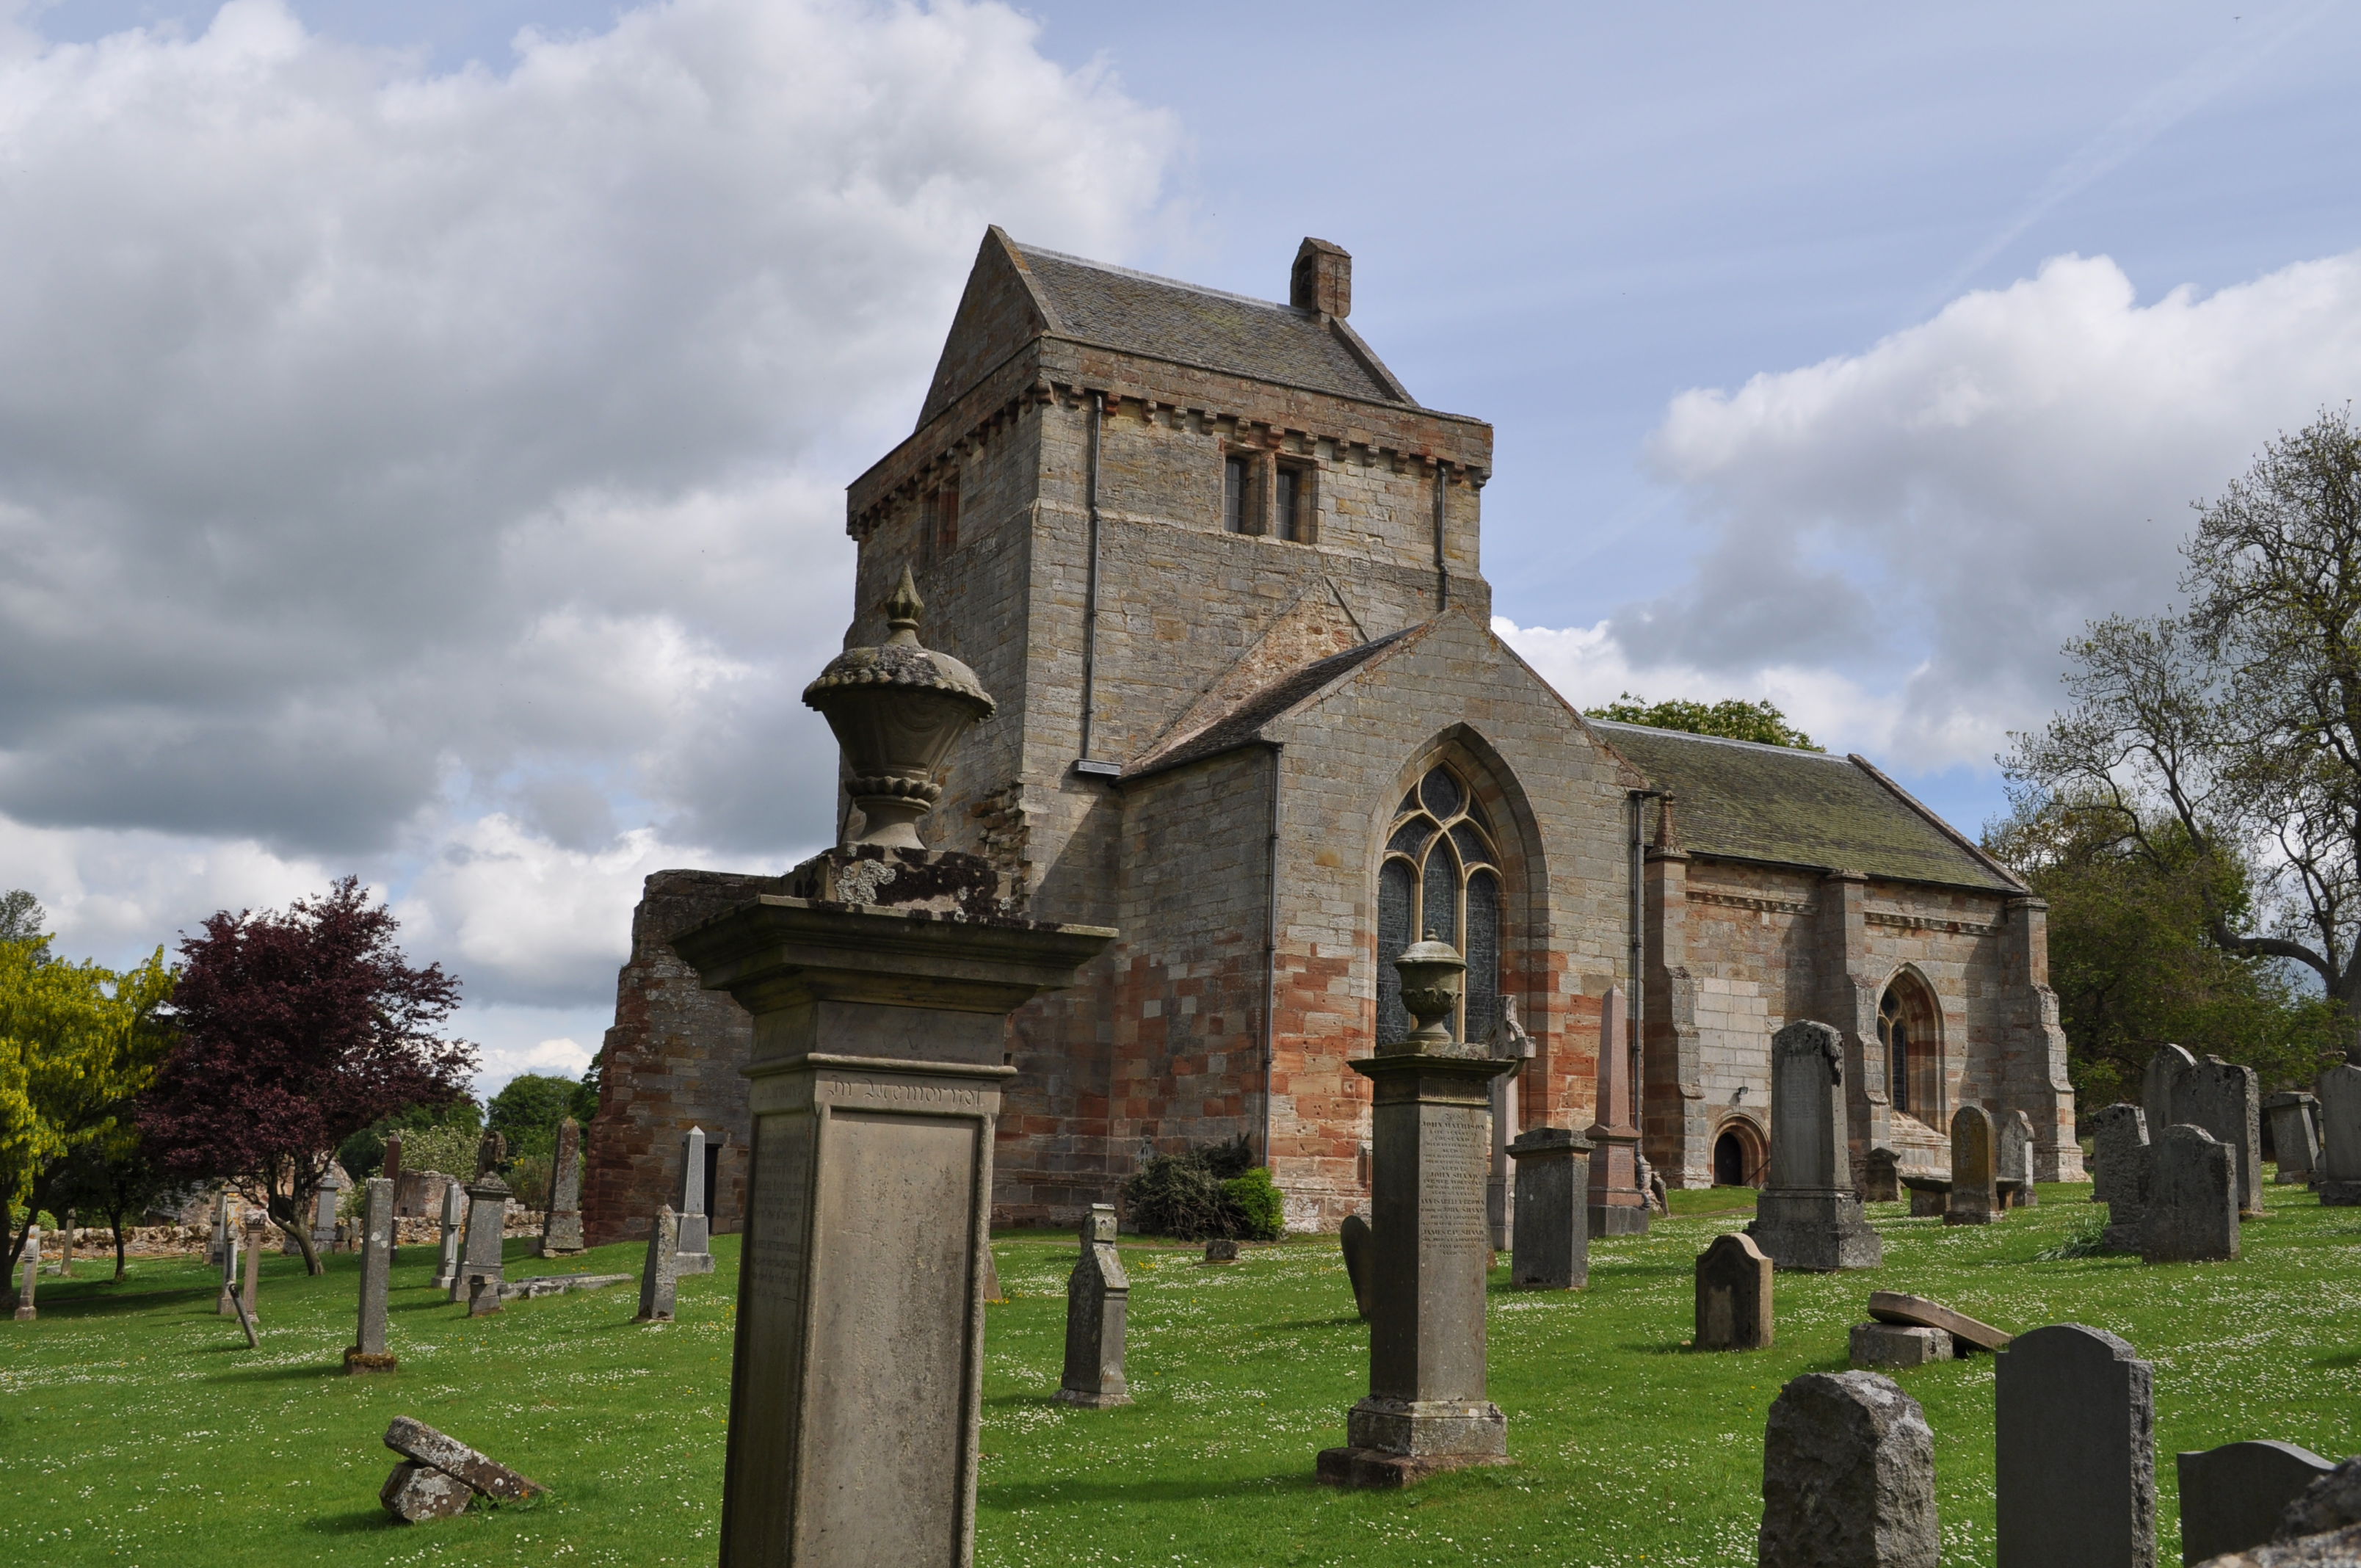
[[1377, 763, 1503, 1045], [1877, 975, 1940, 1122]]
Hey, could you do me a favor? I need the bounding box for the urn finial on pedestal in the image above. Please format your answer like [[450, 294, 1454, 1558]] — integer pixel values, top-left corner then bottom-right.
[[1389, 931, 1467, 1054], [802, 567, 995, 851]]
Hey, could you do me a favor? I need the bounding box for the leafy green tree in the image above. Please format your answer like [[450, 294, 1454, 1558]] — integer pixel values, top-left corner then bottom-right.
[[1984, 791, 2340, 1109], [50, 1127, 176, 1281], [487, 1072, 581, 1162], [1586, 693, 1821, 750], [0, 937, 177, 1279], [2007, 410, 2361, 1056], [0, 890, 48, 954], [337, 1094, 483, 1183]]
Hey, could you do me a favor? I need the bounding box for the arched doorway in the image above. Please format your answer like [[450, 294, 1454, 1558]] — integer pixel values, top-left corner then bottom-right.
[[1876, 971, 1942, 1124], [1711, 1119, 1763, 1187], [1377, 761, 1506, 1045]]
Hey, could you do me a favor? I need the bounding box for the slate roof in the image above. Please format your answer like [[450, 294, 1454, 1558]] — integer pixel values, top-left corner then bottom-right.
[[1016, 243, 1413, 407], [1126, 628, 1418, 779], [1590, 721, 2023, 893]]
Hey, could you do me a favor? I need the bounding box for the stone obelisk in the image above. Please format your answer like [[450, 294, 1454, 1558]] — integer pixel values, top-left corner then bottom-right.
[[1319, 933, 1519, 1487], [675, 572, 1114, 1568]]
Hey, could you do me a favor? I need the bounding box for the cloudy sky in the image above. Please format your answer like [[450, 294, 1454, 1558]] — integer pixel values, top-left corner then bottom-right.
[[5, 0, 2358, 1089]]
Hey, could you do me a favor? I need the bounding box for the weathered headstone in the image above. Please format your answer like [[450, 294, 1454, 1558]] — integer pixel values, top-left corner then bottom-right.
[[1586, 986, 1649, 1238], [1317, 934, 1517, 1487], [1485, 998, 1534, 1252], [240, 1214, 266, 1323], [1758, 1371, 1939, 1568], [637, 1205, 681, 1324], [381, 1462, 472, 1523], [1694, 1232, 1773, 1351], [1506, 1126, 1592, 1289], [1850, 1323, 1952, 1368], [2144, 1044, 2197, 1138], [450, 1173, 509, 1304], [538, 1117, 586, 1257], [2178, 1440, 2338, 1565], [313, 1164, 351, 1254], [2276, 1456, 2361, 1541], [673, 1125, 715, 1275], [12, 1224, 37, 1321], [430, 1177, 465, 1291], [980, 1242, 1005, 1304], [210, 1188, 230, 1268], [474, 1128, 507, 1178], [1339, 1213, 1374, 1321], [56, 1208, 74, 1277], [1995, 1324, 2155, 1568], [347, 1177, 397, 1373], [1948, 1105, 2000, 1226], [1998, 1108, 2038, 1208], [383, 1130, 404, 1185], [1057, 1204, 1131, 1407], [1869, 1291, 2011, 1354], [468, 1275, 501, 1316], [1864, 1147, 1901, 1203], [2265, 1092, 2321, 1186], [1747, 1021, 1882, 1271], [1202, 1238, 1239, 1264], [2143, 1124, 2239, 1264], [2092, 1103, 2153, 1249], [2185, 1056, 2264, 1218], [2314, 1063, 2361, 1206]]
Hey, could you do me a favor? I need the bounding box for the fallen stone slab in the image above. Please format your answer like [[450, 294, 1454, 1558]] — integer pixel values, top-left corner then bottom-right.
[[498, 1272, 631, 1302], [1849, 1322, 1952, 1369], [381, 1460, 472, 1523], [1866, 1291, 2010, 1354], [383, 1416, 546, 1502]]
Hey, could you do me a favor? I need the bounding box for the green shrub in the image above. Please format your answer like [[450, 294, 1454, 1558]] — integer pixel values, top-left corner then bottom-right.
[[1121, 1136, 1285, 1241]]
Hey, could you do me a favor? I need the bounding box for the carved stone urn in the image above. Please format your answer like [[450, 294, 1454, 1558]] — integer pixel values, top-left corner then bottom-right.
[[1388, 932, 1466, 1053], [802, 568, 995, 850]]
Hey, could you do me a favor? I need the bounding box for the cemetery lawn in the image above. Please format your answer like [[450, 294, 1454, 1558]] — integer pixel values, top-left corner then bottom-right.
[[4, 1183, 2359, 1568]]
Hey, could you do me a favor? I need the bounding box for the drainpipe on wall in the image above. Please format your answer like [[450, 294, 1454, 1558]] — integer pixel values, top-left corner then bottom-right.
[[1076, 391, 1120, 780], [1431, 461, 1450, 612], [1261, 742, 1284, 1167]]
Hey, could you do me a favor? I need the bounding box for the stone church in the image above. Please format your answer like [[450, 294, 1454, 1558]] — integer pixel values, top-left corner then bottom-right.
[[581, 230, 2081, 1242]]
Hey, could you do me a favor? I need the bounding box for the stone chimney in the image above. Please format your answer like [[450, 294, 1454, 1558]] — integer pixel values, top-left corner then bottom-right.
[[1291, 237, 1351, 318]]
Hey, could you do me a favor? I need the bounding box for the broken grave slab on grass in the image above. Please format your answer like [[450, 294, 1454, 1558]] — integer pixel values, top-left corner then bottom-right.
[[1867, 1291, 2011, 1354]]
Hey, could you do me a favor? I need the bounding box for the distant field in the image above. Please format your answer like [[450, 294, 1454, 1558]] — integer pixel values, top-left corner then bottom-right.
[[4, 1178, 2357, 1567]]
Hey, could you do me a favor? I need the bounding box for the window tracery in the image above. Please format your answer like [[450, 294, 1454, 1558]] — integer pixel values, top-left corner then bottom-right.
[[1377, 763, 1503, 1044]]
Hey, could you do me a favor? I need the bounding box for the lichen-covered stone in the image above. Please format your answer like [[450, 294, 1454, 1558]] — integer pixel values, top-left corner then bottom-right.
[[380, 1461, 471, 1523], [382, 1417, 545, 1501], [1758, 1371, 1938, 1568]]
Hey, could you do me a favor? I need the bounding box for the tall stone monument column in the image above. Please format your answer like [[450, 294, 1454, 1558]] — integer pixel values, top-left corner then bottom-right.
[[431, 1179, 465, 1291], [674, 1125, 716, 1274], [1586, 987, 1648, 1237], [1319, 934, 1518, 1487], [673, 573, 1114, 1568], [540, 1117, 586, 1257], [347, 1177, 397, 1373], [1748, 1021, 1882, 1271], [451, 1174, 509, 1304]]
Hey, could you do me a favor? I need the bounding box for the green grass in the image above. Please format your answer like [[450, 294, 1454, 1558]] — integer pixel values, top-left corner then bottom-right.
[[6, 1180, 2360, 1567]]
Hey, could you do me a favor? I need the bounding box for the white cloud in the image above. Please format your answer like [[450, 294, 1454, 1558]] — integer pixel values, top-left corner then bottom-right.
[[1578, 247, 2361, 772], [0, 0, 1179, 1023]]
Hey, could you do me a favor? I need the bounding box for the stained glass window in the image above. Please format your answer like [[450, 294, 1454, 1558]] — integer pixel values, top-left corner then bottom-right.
[[1377, 763, 1503, 1044]]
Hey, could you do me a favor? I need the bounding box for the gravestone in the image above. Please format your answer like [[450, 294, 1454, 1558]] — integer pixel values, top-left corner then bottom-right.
[[468, 1275, 502, 1316], [1694, 1232, 1773, 1351], [1506, 1126, 1591, 1289], [450, 1174, 509, 1304], [1203, 1238, 1238, 1264], [56, 1209, 73, 1278], [2143, 1124, 2239, 1264], [1586, 986, 1649, 1238], [1998, 1109, 2037, 1208], [13, 1224, 35, 1321], [1057, 1204, 1131, 1407], [313, 1164, 351, 1254], [2276, 1456, 2361, 1540], [2092, 1103, 2153, 1249], [383, 1131, 404, 1185], [240, 1214, 266, 1323], [1486, 997, 1534, 1252], [1864, 1147, 1901, 1203], [2313, 1063, 2361, 1206], [1995, 1324, 2155, 1568], [2265, 1093, 2321, 1186], [1868, 1292, 2012, 1354], [382, 1464, 471, 1523], [673, 1125, 716, 1275], [1758, 1371, 1939, 1568], [1317, 934, 1517, 1487], [2178, 1440, 2338, 1565], [209, 1188, 230, 1268], [637, 1205, 681, 1324], [1901, 1174, 1949, 1218], [430, 1177, 465, 1291], [382, 1416, 545, 1510], [539, 1117, 586, 1256], [1850, 1323, 1952, 1368], [1339, 1213, 1374, 1321], [1747, 1021, 1882, 1271], [1948, 1106, 1999, 1226], [2185, 1057, 2263, 1218], [347, 1177, 397, 1373], [475, 1128, 506, 1178], [217, 1213, 241, 1315], [2144, 1045, 2197, 1138]]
